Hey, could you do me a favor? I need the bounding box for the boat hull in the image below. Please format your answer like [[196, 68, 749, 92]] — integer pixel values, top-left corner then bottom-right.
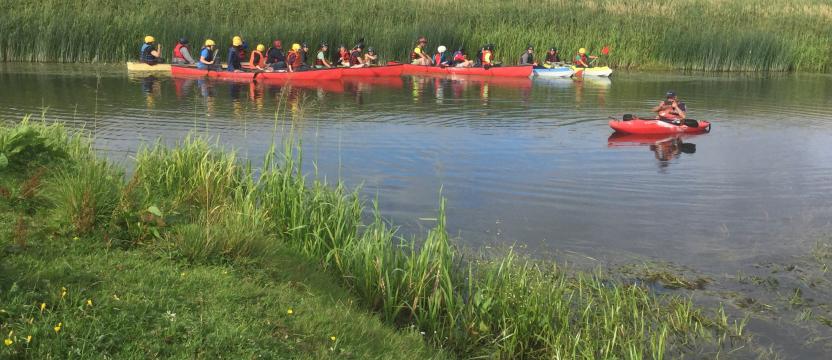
[[571, 66, 613, 77], [609, 118, 711, 135], [402, 64, 532, 77]]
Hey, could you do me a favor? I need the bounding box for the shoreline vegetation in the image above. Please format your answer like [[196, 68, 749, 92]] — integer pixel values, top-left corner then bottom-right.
[[0, 117, 750, 358], [2, 0, 831, 72]]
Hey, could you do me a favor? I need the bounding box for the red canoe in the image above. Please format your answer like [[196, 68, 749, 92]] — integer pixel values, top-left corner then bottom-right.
[[257, 79, 345, 93], [339, 64, 404, 77], [257, 68, 342, 80], [609, 118, 711, 135], [401, 64, 532, 77], [170, 65, 255, 80]]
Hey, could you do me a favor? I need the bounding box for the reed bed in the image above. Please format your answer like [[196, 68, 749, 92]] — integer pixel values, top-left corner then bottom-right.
[[0, 118, 746, 358], [0, 0, 829, 72]]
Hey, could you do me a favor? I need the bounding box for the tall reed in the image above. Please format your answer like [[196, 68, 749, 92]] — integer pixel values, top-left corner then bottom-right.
[[1, 0, 829, 72]]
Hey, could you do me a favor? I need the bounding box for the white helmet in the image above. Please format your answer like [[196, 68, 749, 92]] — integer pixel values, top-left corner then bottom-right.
[[437, 45, 447, 53]]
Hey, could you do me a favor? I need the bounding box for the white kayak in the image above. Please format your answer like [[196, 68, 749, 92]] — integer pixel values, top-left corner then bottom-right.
[[533, 66, 574, 78], [571, 66, 613, 77]]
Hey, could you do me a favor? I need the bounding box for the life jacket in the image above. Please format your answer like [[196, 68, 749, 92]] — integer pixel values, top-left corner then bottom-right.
[[545, 53, 560, 63], [339, 49, 350, 63], [482, 50, 493, 65], [453, 51, 465, 63], [410, 47, 422, 60], [201, 47, 215, 62], [266, 47, 285, 63], [140, 43, 157, 63], [349, 50, 361, 66], [173, 43, 187, 60], [433, 53, 444, 66], [301, 51, 309, 64], [575, 54, 589, 67], [249, 50, 265, 68], [227, 47, 242, 70], [287, 50, 303, 68], [315, 51, 325, 66]]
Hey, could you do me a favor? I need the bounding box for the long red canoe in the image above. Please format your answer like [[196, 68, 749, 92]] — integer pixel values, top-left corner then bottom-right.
[[257, 68, 342, 80], [609, 118, 711, 135], [401, 64, 532, 77], [257, 79, 345, 93], [340, 64, 404, 77], [170, 65, 255, 80]]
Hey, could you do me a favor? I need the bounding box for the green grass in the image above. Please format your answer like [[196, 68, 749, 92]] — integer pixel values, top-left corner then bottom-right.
[[1, 0, 830, 72], [0, 118, 747, 358]]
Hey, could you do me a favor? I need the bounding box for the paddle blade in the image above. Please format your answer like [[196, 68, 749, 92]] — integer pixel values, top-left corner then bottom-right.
[[601, 46, 610, 56]]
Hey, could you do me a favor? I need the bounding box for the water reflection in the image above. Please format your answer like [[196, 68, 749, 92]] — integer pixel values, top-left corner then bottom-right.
[[607, 133, 698, 168]]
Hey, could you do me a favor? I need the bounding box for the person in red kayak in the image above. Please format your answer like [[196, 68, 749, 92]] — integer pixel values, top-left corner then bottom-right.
[[452, 47, 474, 67], [652, 91, 687, 121], [337, 44, 350, 67], [410, 36, 433, 65]]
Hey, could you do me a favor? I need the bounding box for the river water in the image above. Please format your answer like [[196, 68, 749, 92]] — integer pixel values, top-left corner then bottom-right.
[[2, 64, 832, 356]]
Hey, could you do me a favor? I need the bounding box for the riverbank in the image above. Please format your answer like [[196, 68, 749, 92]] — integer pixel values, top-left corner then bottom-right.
[[1, 0, 830, 72], [0, 118, 749, 358]]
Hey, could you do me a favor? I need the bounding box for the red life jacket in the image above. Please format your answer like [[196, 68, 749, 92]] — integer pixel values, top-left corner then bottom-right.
[[249, 50, 265, 68], [349, 50, 361, 66], [339, 50, 350, 63], [576, 54, 589, 66], [173, 43, 187, 60], [433, 53, 442, 65], [315, 51, 325, 66]]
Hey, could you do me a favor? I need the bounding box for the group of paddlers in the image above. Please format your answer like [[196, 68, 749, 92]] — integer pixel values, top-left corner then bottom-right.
[[140, 35, 607, 72]]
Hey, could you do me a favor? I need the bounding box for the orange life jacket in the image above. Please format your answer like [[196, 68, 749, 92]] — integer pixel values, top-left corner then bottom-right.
[[287, 50, 303, 68], [482, 50, 493, 65], [249, 50, 266, 68]]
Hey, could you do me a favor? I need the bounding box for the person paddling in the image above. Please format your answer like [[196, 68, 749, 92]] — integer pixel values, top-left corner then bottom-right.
[[349, 44, 366, 68], [364, 47, 379, 66], [573, 48, 597, 68], [482, 44, 496, 67], [286, 43, 308, 72], [227, 36, 244, 72], [410, 36, 433, 65], [519, 45, 538, 67], [249, 44, 267, 70], [452, 47, 474, 67], [543, 47, 561, 68], [337, 44, 350, 67], [300, 42, 311, 66], [172, 38, 195, 65], [652, 91, 687, 121], [140, 35, 162, 65], [434, 46, 451, 67], [197, 39, 219, 70], [316, 43, 333, 69], [266, 40, 286, 70]]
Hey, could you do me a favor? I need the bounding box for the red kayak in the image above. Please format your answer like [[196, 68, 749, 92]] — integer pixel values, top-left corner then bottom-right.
[[340, 64, 404, 77], [401, 64, 532, 77], [257, 68, 341, 80], [609, 117, 711, 135], [170, 65, 255, 80]]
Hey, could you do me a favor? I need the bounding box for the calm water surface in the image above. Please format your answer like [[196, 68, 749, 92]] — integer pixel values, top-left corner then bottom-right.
[[2, 64, 831, 272]]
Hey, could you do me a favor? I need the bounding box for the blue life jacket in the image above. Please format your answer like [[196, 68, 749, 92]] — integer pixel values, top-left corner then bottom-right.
[[140, 43, 157, 63]]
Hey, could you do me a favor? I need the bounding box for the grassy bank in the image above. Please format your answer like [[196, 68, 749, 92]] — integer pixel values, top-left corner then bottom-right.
[[1, 0, 830, 72], [1, 117, 745, 358]]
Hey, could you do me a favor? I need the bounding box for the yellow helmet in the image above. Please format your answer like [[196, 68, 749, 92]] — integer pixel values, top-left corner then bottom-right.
[[292, 43, 301, 51], [204, 39, 216, 46], [144, 35, 155, 43], [578, 48, 587, 54], [256, 44, 265, 52], [232, 36, 243, 46]]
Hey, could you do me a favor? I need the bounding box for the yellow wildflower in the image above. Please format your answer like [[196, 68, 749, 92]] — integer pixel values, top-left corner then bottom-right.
[[53, 322, 62, 333], [86, 299, 93, 307], [3, 338, 11, 346], [40, 303, 46, 312], [25, 335, 32, 343], [287, 308, 293, 315], [113, 294, 120, 301], [330, 336, 336, 341], [72, 236, 79, 241], [61, 287, 67, 299]]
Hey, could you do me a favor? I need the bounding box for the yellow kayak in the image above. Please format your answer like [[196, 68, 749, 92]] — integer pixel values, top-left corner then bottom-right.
[[126, 62, 171, 72], [570, 66, 613, 77]]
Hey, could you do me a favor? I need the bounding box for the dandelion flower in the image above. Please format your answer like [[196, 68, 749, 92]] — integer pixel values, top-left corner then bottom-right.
[[25, 335, 31, 343], [53, 322, 62, 333], [3, 338, 11, 346], [86, 299, 93, 307], [287, 308, 293, 315], [40, 303, 46, 312], [330, 336, 336, 341]]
